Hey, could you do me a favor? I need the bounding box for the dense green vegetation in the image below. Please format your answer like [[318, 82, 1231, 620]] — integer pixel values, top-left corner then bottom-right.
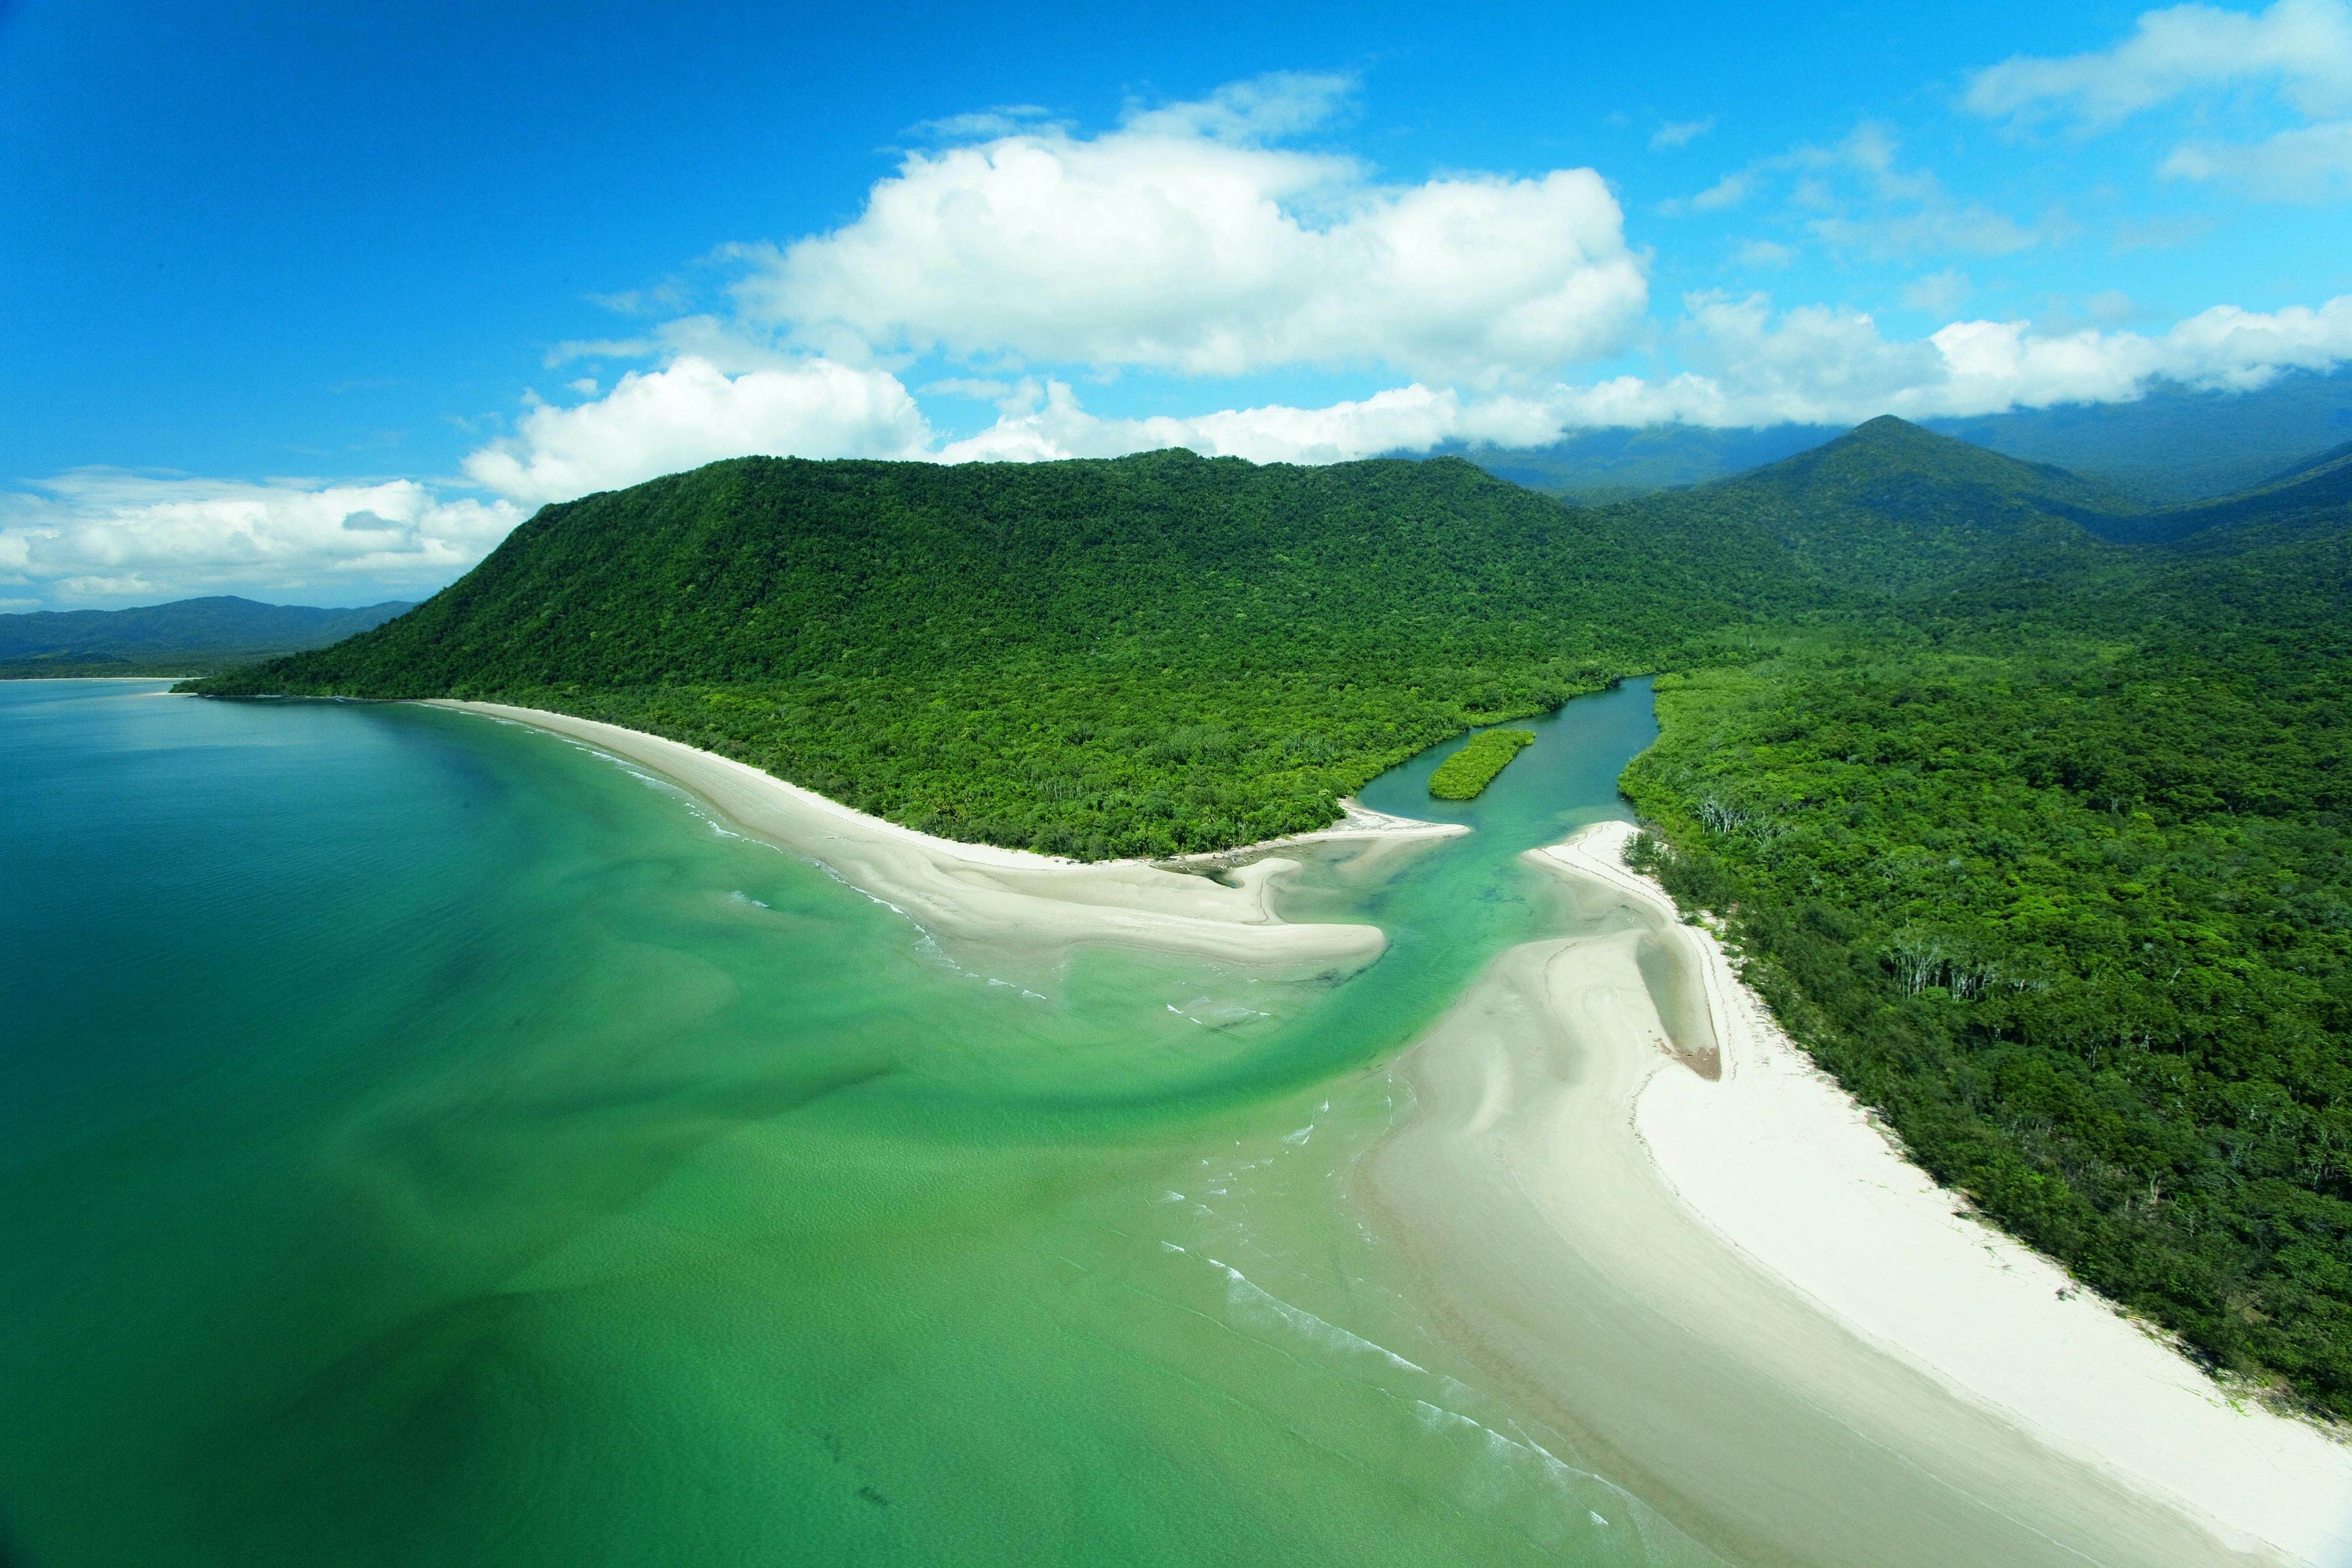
[[0, 595, 412, 678], [192, 450, 1810, 856], [1620, 503, 2352, 1415], [193, 418, 2352, 1414], [1428, 729, 1534, 800]]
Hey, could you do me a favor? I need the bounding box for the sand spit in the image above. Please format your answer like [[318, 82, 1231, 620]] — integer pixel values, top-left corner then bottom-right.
[[427, 701, 1386, 972], [1159, 796, 1470, 869], [1524, 819, 2352, 1566]]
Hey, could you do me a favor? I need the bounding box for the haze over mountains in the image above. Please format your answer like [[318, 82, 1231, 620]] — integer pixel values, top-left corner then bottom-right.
[[1450, 368, 2352, 505], [0, 596, 414, 677]]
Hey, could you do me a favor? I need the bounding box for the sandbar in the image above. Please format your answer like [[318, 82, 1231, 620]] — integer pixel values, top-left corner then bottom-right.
[[427, 701, 1388, 972]]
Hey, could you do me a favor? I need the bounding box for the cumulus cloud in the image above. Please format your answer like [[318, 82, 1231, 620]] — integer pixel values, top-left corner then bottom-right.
[[726, 73, 1647, 386], [1546, 289, 2352, 427], [0, 473, 520, 607], [1964, 0, 2352, 126], [1903, 269, 1975, 316], [909, 288, 2352, 455], [1651, 117, 1715, 150], [936, 379, 1561, 465], [460, 356, 931, 506]]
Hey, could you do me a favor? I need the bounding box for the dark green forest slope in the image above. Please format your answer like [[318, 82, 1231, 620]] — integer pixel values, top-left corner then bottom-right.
[[200, 451, 1768, 853], [194, 421, 2351, 1416]]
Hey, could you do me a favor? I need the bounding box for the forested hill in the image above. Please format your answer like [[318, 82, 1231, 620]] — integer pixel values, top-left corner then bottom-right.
[[2106, 439, 2352, 548], [215, 452, 1757, 696], [1607, 415, 2134, 594], [194, 422, 2352, 1418], [1618, 457, 2352, 1421], [192, 436, 2145, 854], [194, 449, 1829, 856], [1, 595, 413, 677]]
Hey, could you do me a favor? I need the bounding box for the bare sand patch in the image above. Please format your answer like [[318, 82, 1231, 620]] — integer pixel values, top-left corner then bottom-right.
[[428, 701, 1387, 973]]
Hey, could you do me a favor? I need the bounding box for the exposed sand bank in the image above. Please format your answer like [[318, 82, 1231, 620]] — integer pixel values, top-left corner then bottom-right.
[[1528, 819, 2352, 1566], [1361, 816, 2348, 1564], [1160, 796, 1471, 869], [427, 701, 1388, 972]]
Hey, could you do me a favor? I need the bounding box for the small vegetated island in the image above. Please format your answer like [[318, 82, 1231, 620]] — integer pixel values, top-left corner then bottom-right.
[[192, 419, 2352, 1421], [1428, 729, 1534, 800]]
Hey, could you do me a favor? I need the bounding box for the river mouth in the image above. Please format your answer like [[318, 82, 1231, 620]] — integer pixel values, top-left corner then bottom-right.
[[0, 678, 2256, 1566]]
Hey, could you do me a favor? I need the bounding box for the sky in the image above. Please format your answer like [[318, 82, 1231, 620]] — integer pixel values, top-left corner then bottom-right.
[[4, 0, 2351, 609]]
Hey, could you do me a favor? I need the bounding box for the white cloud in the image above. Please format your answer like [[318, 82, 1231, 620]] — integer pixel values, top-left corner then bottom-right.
[[1651, 117, 1715, 150], [0, 473, 520, 607], [1964, 0, 2352, 126], [2164, 116, 2352, 195], [1811, 200, 2046, 258], [1733, 238, 1798, 268], [1967, 1, 2352, 199], [933, 289, 2352, 453], [1688, 172, 1752, 210], [910, 104, 1059, 141], [727, 74, 1647, 386], [937, 379, 1560, 465], [1903, 269, 1974, 316], [1546, 289, 2352, 427], [460, 356, 931, 506], [1119, 71, 1358, 141], [1667, 122, 2055, 257]]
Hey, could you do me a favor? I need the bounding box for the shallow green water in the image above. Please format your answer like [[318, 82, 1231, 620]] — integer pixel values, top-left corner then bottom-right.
[[0, 678, 1721, 1567]]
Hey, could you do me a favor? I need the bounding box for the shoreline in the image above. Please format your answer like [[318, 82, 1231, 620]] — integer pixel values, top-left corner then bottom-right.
[[426, 700, 1397, 973], [1524, 820, 2352, 1565]]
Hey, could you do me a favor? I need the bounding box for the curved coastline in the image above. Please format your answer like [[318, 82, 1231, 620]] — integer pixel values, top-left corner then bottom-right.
[[1539, 819, 2352, 1567], [1359, 818, 2350, 1566], [424, 699, 1407, 971]]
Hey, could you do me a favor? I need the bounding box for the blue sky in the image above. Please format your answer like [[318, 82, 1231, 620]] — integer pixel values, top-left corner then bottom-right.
[[4, 0, 2350, 607]]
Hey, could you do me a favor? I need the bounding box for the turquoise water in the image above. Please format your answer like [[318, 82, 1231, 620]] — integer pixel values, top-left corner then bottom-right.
[[0, 678, 1714, 1567]]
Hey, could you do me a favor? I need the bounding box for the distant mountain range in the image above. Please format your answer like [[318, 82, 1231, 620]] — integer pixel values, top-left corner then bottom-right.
[[1449, 367, 2352, 505], [0, 595, 415, 677]]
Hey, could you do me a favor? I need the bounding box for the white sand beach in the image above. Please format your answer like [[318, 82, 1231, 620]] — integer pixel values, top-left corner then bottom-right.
[[1539, 821, 2352, 1565], [427, 701, 1393, 971], [1160, 795, 1472, 867], [1394, 818, 2351, 1566]]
